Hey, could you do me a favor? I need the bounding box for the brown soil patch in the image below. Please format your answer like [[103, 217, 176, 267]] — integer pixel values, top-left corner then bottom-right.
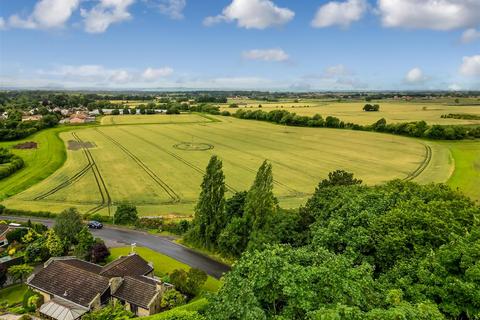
[[13, 141, 38, 149], [68, 140, 96, 150]]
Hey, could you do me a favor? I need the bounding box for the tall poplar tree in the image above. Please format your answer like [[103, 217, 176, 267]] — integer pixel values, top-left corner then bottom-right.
[[244, 160, 278, 249], [189, 155, 226, 249]]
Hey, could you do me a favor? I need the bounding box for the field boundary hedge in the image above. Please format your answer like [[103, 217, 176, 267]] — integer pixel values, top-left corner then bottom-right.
[[218, 108, 480, 141], [0, 149, 24, 180]]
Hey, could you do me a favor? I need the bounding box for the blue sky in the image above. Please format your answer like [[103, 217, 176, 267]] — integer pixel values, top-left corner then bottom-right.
[[0, 0, 479, 90]]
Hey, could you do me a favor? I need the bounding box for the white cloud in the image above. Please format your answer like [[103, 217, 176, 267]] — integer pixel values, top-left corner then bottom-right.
[[377, 0, 480, 30], [311, 0, 367, 28], [461, 28, 480, 44], [41, 65, 133, 83], [323, 64, 351, 77], [405, 67, 427, 83], [37, 64, 176, 84], [242, 48, 289, 62], [3, 0, 79, 30], [0, 18, 5, 30], [81, 0, 135, 33], [204, 0, 294, 29], [154, 0, 186, 20], [142, 67, 174, 80], [459, 55, 480, 77]]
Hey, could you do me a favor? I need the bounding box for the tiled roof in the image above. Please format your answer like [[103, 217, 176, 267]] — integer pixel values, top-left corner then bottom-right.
[[0, 224, 10, 236], [61, 259, 103, 274], [28, 260, 110, 308], [100, 254, 153, 278], [112, 276, 158, 309]]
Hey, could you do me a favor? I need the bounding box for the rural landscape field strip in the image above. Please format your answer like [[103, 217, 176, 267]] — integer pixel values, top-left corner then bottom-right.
[[119, 127, 239, 194], [236, 121, 429, 176], [94, 128, 181, 203], [169, 124, 324, 181], [171, 123, 408, 181], [403, 145, 433, 182], [142, 125, 303, 196]]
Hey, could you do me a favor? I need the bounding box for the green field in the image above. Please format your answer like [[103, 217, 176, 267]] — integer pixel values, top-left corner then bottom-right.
[[220, 100, 480, 125], [100, 114, 213, 125], [443, 141, 480, 202], [1, 115, 456, 216], [0, 127, 69, 201]]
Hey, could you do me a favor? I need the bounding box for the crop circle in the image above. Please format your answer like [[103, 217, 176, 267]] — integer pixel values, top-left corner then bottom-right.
[[173, 142, 214, 151]]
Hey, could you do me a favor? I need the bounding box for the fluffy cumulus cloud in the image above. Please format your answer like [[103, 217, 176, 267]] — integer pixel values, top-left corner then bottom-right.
[[405, 67, 427, 84], [461, 28, 480, 44], [377, 0, 480, 30], [311, 0, 367, 28], [81, 0, 135, 33], [204, 0, 294, 29], [2, 0, 79, 30], [142, 67, 174, 80], [459, 55, 480, 77], [242, 48, 289, 62]]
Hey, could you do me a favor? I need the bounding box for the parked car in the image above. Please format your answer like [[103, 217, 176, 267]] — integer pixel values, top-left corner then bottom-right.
[[87, 221, 103, 229]]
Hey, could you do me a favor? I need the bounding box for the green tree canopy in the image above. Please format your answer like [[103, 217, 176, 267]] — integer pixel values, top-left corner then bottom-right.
[[187, 155, 226, 249], [54, 208, 83, 246]]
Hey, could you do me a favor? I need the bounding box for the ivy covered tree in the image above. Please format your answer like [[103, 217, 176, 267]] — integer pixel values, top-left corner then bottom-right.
[[186, 155, 226, 249]]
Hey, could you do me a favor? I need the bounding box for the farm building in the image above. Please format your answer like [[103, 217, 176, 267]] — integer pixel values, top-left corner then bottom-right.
[[26, 253, 173, 319]]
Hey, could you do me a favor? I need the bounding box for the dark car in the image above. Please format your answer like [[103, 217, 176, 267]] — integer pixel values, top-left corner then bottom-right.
[[87, 221, 103, 229]]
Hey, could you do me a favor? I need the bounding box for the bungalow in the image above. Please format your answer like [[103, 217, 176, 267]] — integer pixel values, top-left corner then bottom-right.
[[26, 253, 173, 320]]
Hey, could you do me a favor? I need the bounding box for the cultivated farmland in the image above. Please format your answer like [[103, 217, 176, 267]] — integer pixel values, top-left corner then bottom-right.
[[219, 100, 480, 125], [2, 114, 452, 216]]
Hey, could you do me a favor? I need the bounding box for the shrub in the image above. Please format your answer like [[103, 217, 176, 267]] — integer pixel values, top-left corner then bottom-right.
[[161, 289, 186, 310], [114, 204, 138, 225]]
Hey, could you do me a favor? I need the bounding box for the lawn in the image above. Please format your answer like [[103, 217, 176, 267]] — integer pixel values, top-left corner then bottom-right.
[[107, 247, 221, 292], [0, 284, 28, 306], [1, 115, 442, 216], [219, 99, 480, 125]]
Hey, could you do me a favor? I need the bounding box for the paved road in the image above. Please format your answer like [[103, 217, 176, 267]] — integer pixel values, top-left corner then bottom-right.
[[3, 216, 230, 279]]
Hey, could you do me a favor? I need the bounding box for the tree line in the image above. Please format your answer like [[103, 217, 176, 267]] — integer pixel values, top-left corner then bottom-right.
[[229, 108, 480, 140], [179, 156, 480, 319]]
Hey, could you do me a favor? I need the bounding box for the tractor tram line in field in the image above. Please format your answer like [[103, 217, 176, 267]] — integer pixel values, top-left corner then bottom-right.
[[119, 127, 238, 194], [403, 144, 433, 182], [32, 162, 94, 200], [175, 125, 325, 180], [72, 132, 112, 215], [94, 128, 181, 203]]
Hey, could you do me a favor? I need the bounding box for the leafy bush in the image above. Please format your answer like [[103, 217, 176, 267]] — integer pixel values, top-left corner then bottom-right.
[[161, 289, 186, 310], [114, 204, 138, 225]]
